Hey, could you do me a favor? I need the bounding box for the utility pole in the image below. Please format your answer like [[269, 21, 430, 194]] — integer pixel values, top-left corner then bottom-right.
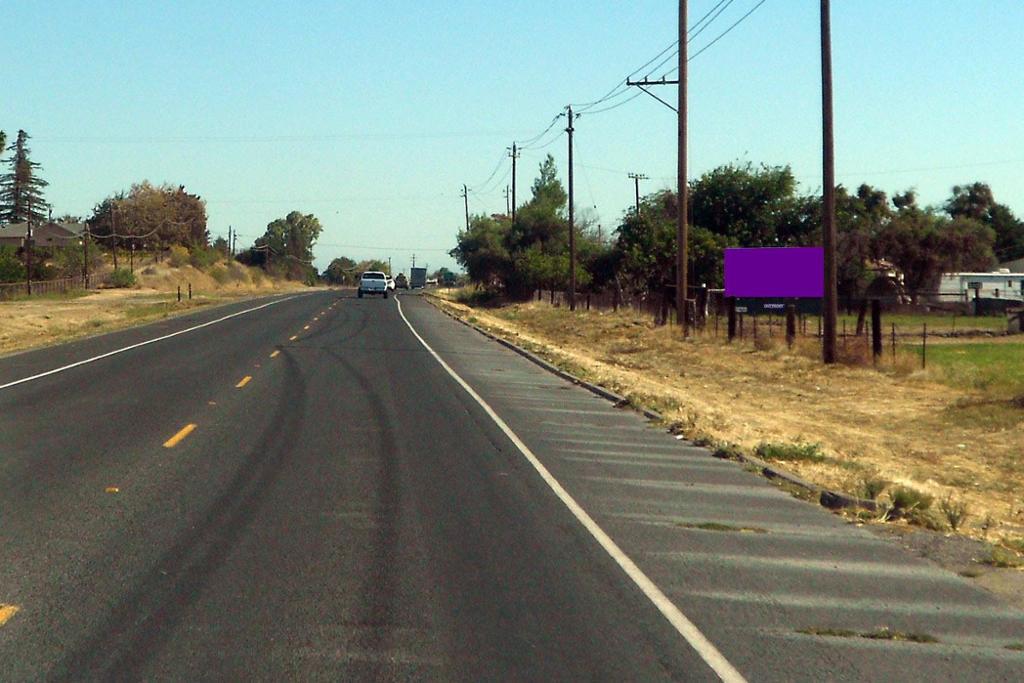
[[625, 2, 687, 334], [228, 226, 233, 256], [111, 203, 119, 270], [461, 184, 469, 231], [566, 106, 576, 312], [388, 256, 392, 275], [25, 201, 33, 296], [821, 0, 838, 364], [83, 227, 90, 287], [508, 143, 520, 222], [677, 0, 689, 335], [503, 186, 510, 216], [628, 172, 648, 216]]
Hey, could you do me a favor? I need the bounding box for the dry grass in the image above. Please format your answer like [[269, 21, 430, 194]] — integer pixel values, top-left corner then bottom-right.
[[0, 259, 311, 356], [432, 290, 1024, 545]]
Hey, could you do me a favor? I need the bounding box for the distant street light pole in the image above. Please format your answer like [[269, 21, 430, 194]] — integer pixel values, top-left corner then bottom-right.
[[821, 0, 838, 363]]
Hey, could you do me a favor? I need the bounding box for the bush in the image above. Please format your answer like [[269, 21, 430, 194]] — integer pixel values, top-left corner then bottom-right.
[[105, 268, 137, 288], [209, 265, 230, 284], [859, 476, 889, 500], [189, 245, 220, 269], [168, 245, 190, 267], [0, 246, 25, 282], [885, 486, 934, 521]]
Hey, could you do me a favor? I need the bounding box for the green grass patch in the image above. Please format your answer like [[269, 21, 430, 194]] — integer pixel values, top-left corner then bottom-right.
[[843, 312, 1005, 334], [984, 546, 1024, 568], [925, 342, 1024, 395], [754, 441, 826, 463]]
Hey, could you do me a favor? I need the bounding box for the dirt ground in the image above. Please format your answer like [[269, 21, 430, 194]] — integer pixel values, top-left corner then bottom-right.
[[431, 292, 1024, 554], [0, 263, 310, 356]]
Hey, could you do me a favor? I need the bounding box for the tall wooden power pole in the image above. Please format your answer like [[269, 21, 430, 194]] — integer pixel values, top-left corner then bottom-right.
[[677, 0, 689, 336], [461, 184, 469, 231], [566, 106, 576, 312], [628, 172, 648, 216], [821, 0, 838, 363], [509, 143, 520, 223]]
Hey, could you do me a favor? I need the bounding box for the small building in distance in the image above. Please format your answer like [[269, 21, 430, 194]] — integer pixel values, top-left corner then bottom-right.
[[0, 222, 86, 248], [938, 269, 1024, 314]]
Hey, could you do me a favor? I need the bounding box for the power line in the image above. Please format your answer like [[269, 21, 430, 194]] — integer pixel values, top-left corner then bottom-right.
[[470, 151, 508, 191], [515, 113, 566, 148], [687, 0, 768, 63]]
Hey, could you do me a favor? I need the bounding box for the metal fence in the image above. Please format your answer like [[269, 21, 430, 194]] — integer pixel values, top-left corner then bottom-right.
[[0, 276, 91, 300]]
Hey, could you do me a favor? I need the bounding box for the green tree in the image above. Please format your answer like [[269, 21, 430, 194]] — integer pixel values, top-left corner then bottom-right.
[[0, 130, 49, 223], [88, 182, 208, 250], [945, 182, 1024, 262], [254, 211, 322, 281], [689, 162, 810, 246], [324, 256, 358, 285], [450, 214, 512, 288], [875, 205, 995, 300]]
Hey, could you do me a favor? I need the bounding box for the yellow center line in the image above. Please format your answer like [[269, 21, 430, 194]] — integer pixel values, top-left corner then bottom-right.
[[0, 604, 20, 627], [313, 317, 319, 322], [270, 350, 280, 358], [236, 375, 252, 388], [303, 325, 310, 330], [289, 335, 298, 341], [163, 423, 197, 448]]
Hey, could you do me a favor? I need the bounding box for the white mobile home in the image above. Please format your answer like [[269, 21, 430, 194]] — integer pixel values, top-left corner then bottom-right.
[[938, 269, 1024, 302]]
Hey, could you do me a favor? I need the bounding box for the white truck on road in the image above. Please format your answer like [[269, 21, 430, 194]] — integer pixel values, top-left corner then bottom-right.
[[358, 271, 390, 298]]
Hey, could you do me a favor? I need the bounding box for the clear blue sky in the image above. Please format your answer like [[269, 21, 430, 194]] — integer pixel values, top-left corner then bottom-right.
[[6, 1, 1023, 273]]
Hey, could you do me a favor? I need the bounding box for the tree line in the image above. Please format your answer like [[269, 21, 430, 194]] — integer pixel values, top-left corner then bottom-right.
[[452, 155, 1024, 305], [0, 127, 323, 285]]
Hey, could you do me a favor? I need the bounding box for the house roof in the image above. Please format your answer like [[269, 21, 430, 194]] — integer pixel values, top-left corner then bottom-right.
[[0, 222, 85, 242]]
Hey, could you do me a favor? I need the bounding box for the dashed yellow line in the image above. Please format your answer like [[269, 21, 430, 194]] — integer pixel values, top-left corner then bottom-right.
[[235, 375, 252, 388], [303, 325, 310, 330], [289, 335, 298, 341], [313, 317, 319, 322], [0, 604, 19, 627], [163, 423, 197, 448], [270, 350, 280, 358]]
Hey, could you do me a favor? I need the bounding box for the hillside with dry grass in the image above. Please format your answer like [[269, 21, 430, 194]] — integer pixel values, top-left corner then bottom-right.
[[0, 256, 313, 356]]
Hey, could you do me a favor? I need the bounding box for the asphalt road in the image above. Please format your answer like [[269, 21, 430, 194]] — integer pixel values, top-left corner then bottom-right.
[[1, 289, 1022, 681]]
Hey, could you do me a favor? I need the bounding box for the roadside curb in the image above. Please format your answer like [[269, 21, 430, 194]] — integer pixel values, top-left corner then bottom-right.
[[424, 294, 878, 513]]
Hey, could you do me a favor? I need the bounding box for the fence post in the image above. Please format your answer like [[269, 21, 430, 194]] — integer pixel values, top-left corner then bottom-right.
[[177, 285, 181, 302], [188, 282, 192, 300], [586, 293, 591, 311], [871, 299, 882, 363], [727, 297, 737, 342], [922, 323, 927, 369], [786, 304, 796, 349], [891, 323, 896, 364]]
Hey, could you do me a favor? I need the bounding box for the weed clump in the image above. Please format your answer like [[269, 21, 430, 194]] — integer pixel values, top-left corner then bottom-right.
[[886, 486, 934, 518], [939, 495, 970, 530], [755, 441, 826, 463], [859, 476, 889, 500]]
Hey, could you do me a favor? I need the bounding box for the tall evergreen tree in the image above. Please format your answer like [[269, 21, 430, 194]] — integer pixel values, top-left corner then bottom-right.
[[0, 130, 50, 223]]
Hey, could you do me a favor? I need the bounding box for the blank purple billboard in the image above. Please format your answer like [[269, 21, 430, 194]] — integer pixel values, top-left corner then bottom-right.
[[724, 247, 824, 298]]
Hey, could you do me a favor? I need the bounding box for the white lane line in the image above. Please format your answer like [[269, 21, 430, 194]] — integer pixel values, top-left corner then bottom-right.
[[0, 294, 311, 392], [394, 296, 746, 683]]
